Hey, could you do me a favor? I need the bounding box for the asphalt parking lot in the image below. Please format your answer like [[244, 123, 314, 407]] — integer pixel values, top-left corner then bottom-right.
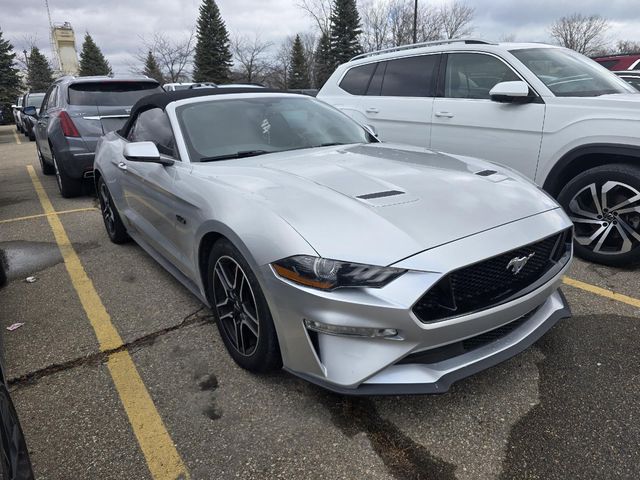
[[0, 124, 639, 480]]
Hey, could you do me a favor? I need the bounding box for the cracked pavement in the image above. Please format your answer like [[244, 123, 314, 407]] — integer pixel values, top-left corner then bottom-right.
[[0, 125, 639, 479]]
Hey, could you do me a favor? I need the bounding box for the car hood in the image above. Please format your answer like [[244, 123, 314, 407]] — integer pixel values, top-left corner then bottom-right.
[[198, 144, 559, 266]]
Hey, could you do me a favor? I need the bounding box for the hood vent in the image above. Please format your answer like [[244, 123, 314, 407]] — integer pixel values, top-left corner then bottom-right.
[[357, 190, 405, 200], [475, 169, 497, 177]]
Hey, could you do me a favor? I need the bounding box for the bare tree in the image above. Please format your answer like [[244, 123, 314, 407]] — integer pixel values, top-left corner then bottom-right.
[[615, 40, 640, 55], [297, 32, 318, 87], [268, 37, 295, 89], [232, 34, 273, 83], [549, 13, 610, 56], [297, 0, 333, 36], [135, 31, 195, 83], [361, 0, 391, 51], [440, 1, 475, 39]]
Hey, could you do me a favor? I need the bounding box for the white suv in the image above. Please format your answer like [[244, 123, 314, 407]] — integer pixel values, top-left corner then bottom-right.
[[318, 39, 640, 266]]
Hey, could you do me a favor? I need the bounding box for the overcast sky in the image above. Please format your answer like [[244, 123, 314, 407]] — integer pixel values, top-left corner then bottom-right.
[[2, 0, 640, 74]]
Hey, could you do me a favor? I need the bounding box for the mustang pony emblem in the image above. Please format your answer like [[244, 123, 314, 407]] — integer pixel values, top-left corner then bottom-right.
[[506, 253, 535, 275]]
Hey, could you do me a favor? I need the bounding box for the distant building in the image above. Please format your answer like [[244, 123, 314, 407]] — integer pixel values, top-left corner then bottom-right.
[[52, 22, 79, 76]]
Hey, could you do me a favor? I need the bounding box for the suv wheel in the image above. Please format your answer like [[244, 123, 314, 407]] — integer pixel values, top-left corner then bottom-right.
[[97, 177, 129, 243], [52, 150, 83, 198], [558, 164, 640, 267], [38, 147, 55, 175]]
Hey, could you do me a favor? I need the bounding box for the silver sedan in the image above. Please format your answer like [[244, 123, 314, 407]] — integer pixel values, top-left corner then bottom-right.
[[94, 90, 573, 394]]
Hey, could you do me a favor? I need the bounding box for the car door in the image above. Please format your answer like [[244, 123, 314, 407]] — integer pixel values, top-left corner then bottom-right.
[[358, 54, 441, 147], [120, 108, 188, 270], [35, 85, 57, 159], [430, 52, 545, 180]]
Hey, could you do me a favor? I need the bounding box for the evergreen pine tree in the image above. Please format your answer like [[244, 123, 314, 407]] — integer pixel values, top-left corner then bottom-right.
[[27, 46, 53, 91], [329, 0, 362, 66], [314, 32, 333, 88], [289, 35, 310, 89], [0, 28, 21, 111], [143, 50, 163, 83], [79, 33, 112, 76], [193, 0, 232, 83]]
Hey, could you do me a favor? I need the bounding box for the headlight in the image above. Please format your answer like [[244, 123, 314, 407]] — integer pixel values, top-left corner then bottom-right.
[[271, 255, 406, 290]]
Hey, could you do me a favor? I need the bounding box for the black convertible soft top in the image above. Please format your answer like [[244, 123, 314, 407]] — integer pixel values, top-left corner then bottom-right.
[[120, 87, 287, 136]]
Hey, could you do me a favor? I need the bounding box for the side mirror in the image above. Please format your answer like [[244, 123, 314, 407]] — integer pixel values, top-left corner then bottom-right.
[[23, 106, 38, 117], [123, 141, 174, 166], [489, 81, 531, 103], [363, 124, 378, 138]]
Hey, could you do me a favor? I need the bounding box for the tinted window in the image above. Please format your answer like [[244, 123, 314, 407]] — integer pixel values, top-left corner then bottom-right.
[[68, 81, 162, 106], [620, 76, 640, 90], [366, 62, 385, 95], [511, 48, 634, 97], [445, 53, 520, 99], [379, 55, 439, 97], [176, 97, 372, 162], [26, 93, 45, 108], [595, 59, 619, 70], [339, 63, 376, 95], [128, 108, 176, 157]]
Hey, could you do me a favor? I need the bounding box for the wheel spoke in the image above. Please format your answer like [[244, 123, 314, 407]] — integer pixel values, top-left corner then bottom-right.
[[569, 216, 603, 225], [214, 263, 233, 293], [575, 224, 607, 246], [616, 206, 640, 215], [618, 217, 640, 242], [593, 223, 614, 253], [242, 317, 258, 337], [613, 223, 633, 254]]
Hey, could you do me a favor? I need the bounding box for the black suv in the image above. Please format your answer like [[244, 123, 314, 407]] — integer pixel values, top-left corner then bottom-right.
[[24, 75, 162, 197]]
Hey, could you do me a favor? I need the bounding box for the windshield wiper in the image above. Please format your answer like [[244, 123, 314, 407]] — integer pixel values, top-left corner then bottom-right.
[[200, 150, 269, 162]]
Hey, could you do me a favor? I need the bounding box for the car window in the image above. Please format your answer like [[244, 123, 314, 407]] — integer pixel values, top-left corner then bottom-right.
[[68, 81, 162, 106], [41, 86, 58, 111], [26, 93, 45, 108], [380, 55, 439, 97], [510, 48, 635, 97], [128, 108, 177, 157], [445, 53, 520, 99], [595, 59, 619, 70], [620, 76, 640, 90], [339, 63, 377, 95], [366, 62, 385, 95]]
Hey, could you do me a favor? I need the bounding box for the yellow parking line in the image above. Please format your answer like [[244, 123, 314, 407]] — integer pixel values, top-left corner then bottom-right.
[[26, 165, 189, 480], [13, 130, 22, 145], [0, 207, 98, 225], [563, 276, 640, 309]]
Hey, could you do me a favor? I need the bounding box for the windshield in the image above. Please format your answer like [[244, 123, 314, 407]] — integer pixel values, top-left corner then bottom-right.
[[68, 81, 162, 106], [176, 96, 373, 162], [26, 94, 45, 107], [510, 48, 636, 97]]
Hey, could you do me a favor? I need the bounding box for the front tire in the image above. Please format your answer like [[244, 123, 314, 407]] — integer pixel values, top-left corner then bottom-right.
[[558, 164, 640, 267], [207, 239, 282, 373], [52, 150, 82, 198], [97, 177, 129, 244]]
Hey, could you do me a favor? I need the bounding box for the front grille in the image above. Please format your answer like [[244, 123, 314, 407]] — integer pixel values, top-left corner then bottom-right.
[[413, 229, 572, 323], [398, 308, 537, 365]]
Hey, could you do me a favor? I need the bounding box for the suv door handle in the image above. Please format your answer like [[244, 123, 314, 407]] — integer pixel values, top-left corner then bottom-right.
[[117, 162, 128, 171], [435, 111, 454, 118], [365, 107, 379, 114]]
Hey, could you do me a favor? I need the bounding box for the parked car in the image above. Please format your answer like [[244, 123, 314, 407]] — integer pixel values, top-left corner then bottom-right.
[[163, 83, 196, 91], [0, 257, 35, 480], [318, 39, 640, 267], [188, 82, 218, 89], [614, 70, 640, 90], [94, 88, 572, 394], [19, 92, 45, 141], [24, 75, 162, 198], [11, 96, 23, 132], [593, 53, 640, 71]]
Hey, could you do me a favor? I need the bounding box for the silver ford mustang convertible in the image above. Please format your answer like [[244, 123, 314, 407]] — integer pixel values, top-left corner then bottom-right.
[[94, 88, 573, 394]]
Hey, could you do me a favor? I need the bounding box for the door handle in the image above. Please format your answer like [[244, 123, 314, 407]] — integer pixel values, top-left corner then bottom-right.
[[117, 161, 128, 171], [365, 107, 379, 114], [435, 111, 454, 118]]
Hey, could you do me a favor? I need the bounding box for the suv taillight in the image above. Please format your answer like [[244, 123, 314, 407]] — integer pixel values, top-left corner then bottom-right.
[[58, 111, 80, 137]]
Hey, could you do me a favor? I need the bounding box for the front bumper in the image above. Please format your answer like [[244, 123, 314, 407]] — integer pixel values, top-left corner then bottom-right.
[[260, 210, 573, 395]]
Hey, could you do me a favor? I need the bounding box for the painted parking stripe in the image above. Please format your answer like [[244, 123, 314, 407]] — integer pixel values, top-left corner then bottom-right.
[[563, 276, 640, 309], [0, 207, 98, 225], [26, 165, 189, 480], [13, 131, 22, 145]]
